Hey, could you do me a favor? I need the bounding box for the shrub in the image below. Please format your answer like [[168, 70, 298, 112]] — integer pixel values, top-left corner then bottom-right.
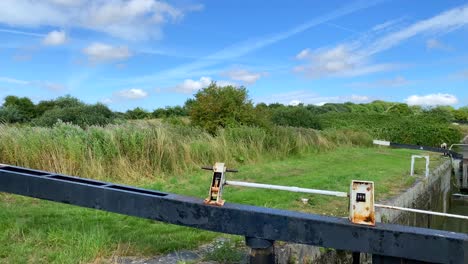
[[189, 83, 259, 134], [2, 95, 36, 121], [0, 105, 25, 123], [33, 104, 114, 127], [125, 107, 150, 120], [318, 112, 461, 146], [271, 106, 321, 129]]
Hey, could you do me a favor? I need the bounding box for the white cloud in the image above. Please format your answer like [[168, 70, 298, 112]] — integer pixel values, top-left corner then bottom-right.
[[172, 77, 212, 93], [0, 0, 197, 40], [405, 93, 458, 106], [295, 4, 468, 78], [222, 69, 266, 84], [289, 100, 302, 106], [42, 30, 67, 45], [170, 77, 236, 94], [116, 88, 148, 99], [259, 90, 372, 105], [350, 76, 409, 88], [294, 44, 398, 78], [295, 48, 311, 59], [83, 43, 131, 63]]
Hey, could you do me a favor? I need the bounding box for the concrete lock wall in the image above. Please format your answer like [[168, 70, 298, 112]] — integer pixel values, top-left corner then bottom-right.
[[276, 159, 456, 264]]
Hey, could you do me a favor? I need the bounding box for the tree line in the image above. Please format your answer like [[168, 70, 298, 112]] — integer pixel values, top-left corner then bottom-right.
[[1, 83, 467, 137]]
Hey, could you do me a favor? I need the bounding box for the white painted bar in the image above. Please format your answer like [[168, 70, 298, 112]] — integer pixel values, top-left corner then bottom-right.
[[375, 204, 468, 220], [449, 143, 468, 150], [225, 180, 349, 197], [373, 140, 391, 146]]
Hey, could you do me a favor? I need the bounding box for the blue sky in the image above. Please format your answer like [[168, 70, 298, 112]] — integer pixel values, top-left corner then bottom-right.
[[0, 0, 467, 111]]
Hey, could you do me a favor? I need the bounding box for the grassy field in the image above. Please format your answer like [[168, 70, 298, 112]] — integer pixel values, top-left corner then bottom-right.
[[0, 147, 445, 264]]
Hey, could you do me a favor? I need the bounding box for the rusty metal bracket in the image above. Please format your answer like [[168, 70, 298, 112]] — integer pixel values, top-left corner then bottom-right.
[[203, 162, 234, 206]]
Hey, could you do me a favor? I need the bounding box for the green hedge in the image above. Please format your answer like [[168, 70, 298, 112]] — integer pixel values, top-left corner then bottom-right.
[[318, 113, 462, 146]]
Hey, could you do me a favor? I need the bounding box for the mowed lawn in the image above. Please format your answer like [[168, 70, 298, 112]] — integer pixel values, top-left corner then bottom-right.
[[0, 147, 445, 263]]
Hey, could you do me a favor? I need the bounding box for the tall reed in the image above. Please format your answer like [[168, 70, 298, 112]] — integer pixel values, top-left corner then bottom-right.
[[0, 121, 370, 183]]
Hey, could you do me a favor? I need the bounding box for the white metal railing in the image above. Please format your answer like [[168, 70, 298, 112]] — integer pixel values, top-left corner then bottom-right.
[[225, 180, 348, 197]]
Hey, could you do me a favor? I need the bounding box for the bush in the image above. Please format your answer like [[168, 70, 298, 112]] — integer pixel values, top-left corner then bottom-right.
[[271, 106, 321, 129], [189, 83, 260, 134], [2, 95, 36, 121], [125, 107, 150, 120], [318, 112, 461, 146], [0, 105, 25, 123], [33, 104, 114, 127]]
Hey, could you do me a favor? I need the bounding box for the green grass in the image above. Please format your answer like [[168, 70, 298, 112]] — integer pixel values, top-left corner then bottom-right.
[[0, 147, 445, 263]]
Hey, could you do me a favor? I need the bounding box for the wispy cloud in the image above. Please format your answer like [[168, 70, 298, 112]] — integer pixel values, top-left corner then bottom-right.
[[221, 68, 268, 84], [0, 76, 29, 85], [426, 38, 451, 51], [121, 0, 383, 85], [0, 28, 44, 38], [457, 70, 468, 79], [83, 43, 132, 63], [0, 76, 67, 92], [295, 4, 468, 78], [349, 76, 409, 88]]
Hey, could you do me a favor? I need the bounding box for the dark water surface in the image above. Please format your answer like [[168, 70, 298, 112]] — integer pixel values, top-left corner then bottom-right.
[[433, 199, 468, 233]]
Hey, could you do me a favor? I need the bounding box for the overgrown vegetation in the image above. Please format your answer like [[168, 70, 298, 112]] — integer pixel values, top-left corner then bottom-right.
[[0, 82, 462, 263], [0, 122, 372, 183], [1, 84, 465, 147]]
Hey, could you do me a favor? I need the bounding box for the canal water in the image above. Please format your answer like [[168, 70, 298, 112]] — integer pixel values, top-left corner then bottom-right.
[[434, 198, 468, 233]]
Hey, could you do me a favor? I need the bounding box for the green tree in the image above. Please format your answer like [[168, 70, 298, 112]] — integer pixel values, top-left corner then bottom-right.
[[189, 83, 258, 134], [271, 106, 321, 129], [33, 103, 114, 127], [2, 95, 36, 121], [386, 103, 413, 115], [125, 107, 150, 119], [425, 106, 455, 122], [0, 105, 24, 123]]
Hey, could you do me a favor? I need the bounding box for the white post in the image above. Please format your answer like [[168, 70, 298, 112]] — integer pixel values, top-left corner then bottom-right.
[[425, 156, 430, 178], [411, 156, 416, 177], [411, 155, 430, 178], [463, 164, 468, 188]]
